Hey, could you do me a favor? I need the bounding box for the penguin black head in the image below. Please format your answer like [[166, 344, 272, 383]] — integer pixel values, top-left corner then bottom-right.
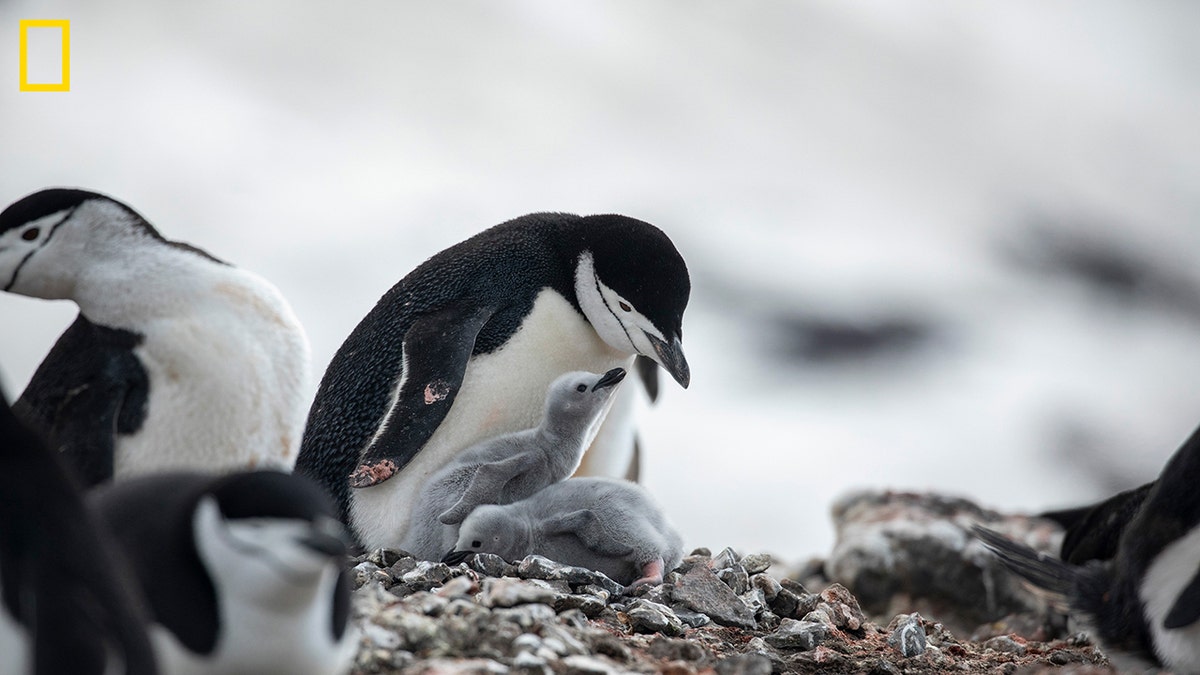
[[0, 187, 219, 298], [571, 215, 691, 388]]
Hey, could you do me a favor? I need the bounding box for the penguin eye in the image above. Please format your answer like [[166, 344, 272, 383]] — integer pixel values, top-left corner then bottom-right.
[[21, 227, 39, 241], [618, 301, 632, 312], [471, 540, 481, 548], [576, 384, 587, 393]]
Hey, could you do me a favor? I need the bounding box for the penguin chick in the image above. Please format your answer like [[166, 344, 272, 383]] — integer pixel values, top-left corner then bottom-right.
[[0, 379, 157, 675], [447, 476, 684, 590], [402, 368, 626, 561], [976, 423, 1200, 673], [90, 471, 356, 675], [296, 212, 690, 549], [0, 188, 311, 485]]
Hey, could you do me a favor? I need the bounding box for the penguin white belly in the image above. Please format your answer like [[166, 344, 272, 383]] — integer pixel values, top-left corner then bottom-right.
[[351, 289, 632, 550], [1141, 525, 1200, 673], [0, 600, 29, 675], [150, 565, 354, 675], [114, 273, 310, 477]]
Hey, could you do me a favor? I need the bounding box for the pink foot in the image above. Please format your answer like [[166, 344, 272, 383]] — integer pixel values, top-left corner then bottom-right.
[[624, 557, 665, 593]]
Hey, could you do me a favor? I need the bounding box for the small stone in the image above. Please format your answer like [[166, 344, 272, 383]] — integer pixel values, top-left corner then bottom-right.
[[764, 618, 828, 650], [626, 599, 684, 635], [887, 613, 927, 657], [540, 622, 589, 656], [647, 636, 707, 662], [435, 574, 477, 599], [714, 653, 773, 675], [366, 548, 406, 568], [517, 554, 562, 580], [352, 561, 392, 588], [561, 654, 619, 675], [670, 564, 757, 629], [554, 593, 607, 617], [469, 552, 512, 577], [818, 583, 866, 631], [718, 564, 751, 594], [751, 573, 781, 601], [984, 635, 1027, 655], [712, 547, 740, 570], [513, 633, 542, 654], [741, 553, 772, 575], [492, 603, 557, 629], [480, 577, 558, 608], [389, 556, 417, 578], [511, 650, 551, 675], [578, 584, 614, 602], [690, 547, 712, 557], [672, 608, 712, 628], [401, 561, 453, 591]]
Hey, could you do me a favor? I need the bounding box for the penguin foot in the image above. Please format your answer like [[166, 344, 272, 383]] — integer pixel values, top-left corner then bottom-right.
[[623, 557, 666, 593], [348, 459, 398, 488]]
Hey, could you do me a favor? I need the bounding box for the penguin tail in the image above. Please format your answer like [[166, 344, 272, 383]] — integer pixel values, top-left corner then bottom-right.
[[972, 524, 1078, 599]]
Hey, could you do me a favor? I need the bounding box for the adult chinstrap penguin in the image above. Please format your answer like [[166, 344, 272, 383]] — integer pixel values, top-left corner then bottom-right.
[[402, 367, 626, 561], [0, 379, 157, 675], [976, 422, 1200, 673], [90, 470, 357, 675], [0, 188, 311, 485], [296, 212, 691, 549]]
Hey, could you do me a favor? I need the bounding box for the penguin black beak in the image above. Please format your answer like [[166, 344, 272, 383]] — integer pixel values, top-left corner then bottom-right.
[[592, 367, 627, 392], [645, 333, 690, 389], [442, 549, 474, 565]]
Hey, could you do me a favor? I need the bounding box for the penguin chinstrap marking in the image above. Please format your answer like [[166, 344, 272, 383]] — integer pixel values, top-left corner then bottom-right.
[[0, 380, 157, 675], [402, 367, 627, 562], [975, 422, 1200, 673], [295, 212, 691, 550], [0, 188, 311, 485], [90, 470, 357, 675], [447, 477, 684, 591]]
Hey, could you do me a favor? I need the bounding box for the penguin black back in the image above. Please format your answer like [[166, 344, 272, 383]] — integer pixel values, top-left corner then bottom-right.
[[0, 382, 157, 675]]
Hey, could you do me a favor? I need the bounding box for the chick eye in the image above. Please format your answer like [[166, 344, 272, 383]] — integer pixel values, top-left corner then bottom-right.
[[618, 301, 632, 312], [471, 540, 482, 548], [21, 227, 39, 241], [576, 384, 587, 393]]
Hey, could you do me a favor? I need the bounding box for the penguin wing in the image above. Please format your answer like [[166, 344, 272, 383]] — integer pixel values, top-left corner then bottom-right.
[[1042, 482, 1154, 565], [1164, 566, 1200, 630], [14, 315, 149, 487], [349, 306, 493, 488], [437, 453, 539, 525], [545, 509, 635, 557]]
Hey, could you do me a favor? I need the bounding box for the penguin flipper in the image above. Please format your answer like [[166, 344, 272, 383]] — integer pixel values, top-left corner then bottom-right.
[[15, 314, 148, 487], [1042, 482, 1154, 565], [1164, 567, 1200, 630], [545, 509, 634, 557], [438, 453, 537, 525], [350, 306, 493, 488]]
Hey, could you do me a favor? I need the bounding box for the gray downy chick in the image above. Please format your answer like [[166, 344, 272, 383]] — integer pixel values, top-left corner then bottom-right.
[[446, 476, 684, 590], [401, 368, 626, 561]]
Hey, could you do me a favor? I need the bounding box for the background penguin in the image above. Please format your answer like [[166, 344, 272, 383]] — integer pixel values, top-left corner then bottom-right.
[[0, 378, 157, 675], [0, 188, 311, 485], [296, 212, 691, 550], [975, 422, 1200, 673], [403, 367, 626, 561], [90, 470, 356, 675], [446, 476, 684, 590]]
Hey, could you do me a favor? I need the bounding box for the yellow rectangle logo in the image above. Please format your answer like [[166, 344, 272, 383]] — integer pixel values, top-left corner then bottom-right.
[[19, 19, 70, 92]]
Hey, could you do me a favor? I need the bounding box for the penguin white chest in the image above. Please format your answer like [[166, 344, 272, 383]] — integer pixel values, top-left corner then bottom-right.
[[351, 289, 632, 550], [114, 274, 310, 477], [1141, 525, 1200, 672]]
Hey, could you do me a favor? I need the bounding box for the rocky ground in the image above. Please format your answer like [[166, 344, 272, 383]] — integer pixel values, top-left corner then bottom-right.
[[347, 491, 1129, 674]]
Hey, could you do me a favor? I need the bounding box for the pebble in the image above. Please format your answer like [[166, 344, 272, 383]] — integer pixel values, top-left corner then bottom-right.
[[887, 613, 927, 657], [741, 553, 773, 575], [984, 635, 1027, 655], [670, 564, 757, 629], [625, 599, 684, 636], [469, 552, 513, 577], [481, 577, 559, 608], [764, 618, 828, 650]]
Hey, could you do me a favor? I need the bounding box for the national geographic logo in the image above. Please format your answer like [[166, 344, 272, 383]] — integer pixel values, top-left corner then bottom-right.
[[19, 19, 70, 92]]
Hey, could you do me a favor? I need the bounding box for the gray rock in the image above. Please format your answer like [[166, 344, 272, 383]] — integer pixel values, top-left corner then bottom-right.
[[435, 575, 477, 599], [352, 561, 391, 588], [625, 599, 683, 636], [672, 608, 712, 628], [492, 603, 558, 630], [742, 553, 773, 575], [984, 634, 1027, 655], [718, 564, 751, 595], [764, 618, 828, 650], [826, 490, 1061, 631], [670, 564, 757, 629], [389, 556, 417, 578], [768, 587, 817, 620], [818, 583, 866, 631], [469, 552, 512, 577], [511, 650, 552, 675], [480, 577, 559, 608], [401, 560, 454, 591], [714, 653, 773, 675], [561, 654, 619, 675], [887, 613, 927, 657], [554, 593, 608, 617], [751, 573, 781, 601], [366, 548, 406, 568], [712, 546, 740, 571], [646, 636, 707, 662]]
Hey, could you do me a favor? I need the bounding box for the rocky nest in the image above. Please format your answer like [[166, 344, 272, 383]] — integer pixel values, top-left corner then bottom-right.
[[348, 491, 1124, 674]]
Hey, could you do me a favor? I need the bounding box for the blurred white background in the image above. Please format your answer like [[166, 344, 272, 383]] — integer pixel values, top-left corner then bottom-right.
[[3, 0, 1199, 561]]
